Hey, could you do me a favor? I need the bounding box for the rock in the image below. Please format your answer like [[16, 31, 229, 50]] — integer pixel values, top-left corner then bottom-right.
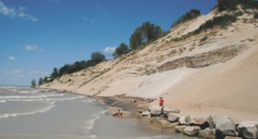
[[224, 136, 242, 139], [149, 105, 162, 116], [185, 115, 208, 128], [179, 116, 188, 125], [198, 128, 216, 139], [237, 121, 258, 139], [167, 113, 179, 123], [215, 116, 237, 138], [158, 119, 171, 126], [149, 105, 179, 116], [141, 111, 150, 117], [183, 126, 201, 136], [163, 107, 180, 115], [175, 125, 187, 133], [208, 115, 225, 129], [168, 122, 179, 128]]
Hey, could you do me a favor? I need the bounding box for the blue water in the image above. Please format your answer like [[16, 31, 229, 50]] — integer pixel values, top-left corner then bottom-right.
[[0, 86, 195, 139]]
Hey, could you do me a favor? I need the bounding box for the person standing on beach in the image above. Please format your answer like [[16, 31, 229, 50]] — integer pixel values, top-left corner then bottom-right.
[[159, 97, 164, 106]]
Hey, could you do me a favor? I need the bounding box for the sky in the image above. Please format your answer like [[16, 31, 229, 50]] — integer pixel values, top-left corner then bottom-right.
[[0, 0, 217, 86]]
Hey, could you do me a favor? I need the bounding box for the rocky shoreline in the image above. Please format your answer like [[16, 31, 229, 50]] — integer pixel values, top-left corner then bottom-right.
[[38, 88, 258, 139], [139, 105, 258, 139], [94, 94, 258, 139]]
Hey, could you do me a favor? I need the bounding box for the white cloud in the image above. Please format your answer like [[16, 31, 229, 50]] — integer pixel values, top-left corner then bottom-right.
[[28, 70, 49, 76], [0, 1, 38, 21], [25, 45, 43, 52], [9, 56, 15, 60], [104, 47, 116, 54], [3, 70, 25, 78], [3, 69, 49, 82]]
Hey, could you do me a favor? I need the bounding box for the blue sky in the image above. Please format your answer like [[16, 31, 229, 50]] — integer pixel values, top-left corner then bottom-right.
[[0, 0, 217, 86]]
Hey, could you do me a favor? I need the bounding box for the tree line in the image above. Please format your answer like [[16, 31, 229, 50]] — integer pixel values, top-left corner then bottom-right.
[[36, 52, 106, 86], [112, 21, 164, 58]]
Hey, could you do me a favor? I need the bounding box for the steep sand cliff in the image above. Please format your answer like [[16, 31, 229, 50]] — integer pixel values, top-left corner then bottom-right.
[[41, 9, 258, 122]]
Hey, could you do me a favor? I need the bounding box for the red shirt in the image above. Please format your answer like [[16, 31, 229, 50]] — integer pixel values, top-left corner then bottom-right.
[[159, 98, 164, 106]]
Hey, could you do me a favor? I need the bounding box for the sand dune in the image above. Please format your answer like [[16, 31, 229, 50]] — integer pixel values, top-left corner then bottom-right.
[[40, 9, 258, 122]]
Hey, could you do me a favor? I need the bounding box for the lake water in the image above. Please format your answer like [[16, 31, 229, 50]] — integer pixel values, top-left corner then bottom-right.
[[0, 85, 195, 139]]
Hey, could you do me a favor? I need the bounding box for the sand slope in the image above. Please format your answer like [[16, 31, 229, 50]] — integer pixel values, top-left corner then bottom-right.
[[41, 9, 258, 122]]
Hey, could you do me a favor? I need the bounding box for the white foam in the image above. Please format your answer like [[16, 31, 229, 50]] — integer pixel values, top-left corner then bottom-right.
[[5, 96, 85, 103], [0, 94, 64, 99], [85, 110, 107, 130], [81, 99, 96, 103], [0, 100, 6, 103], [19, 91, 30, 94], [0, 103, 55, 119]]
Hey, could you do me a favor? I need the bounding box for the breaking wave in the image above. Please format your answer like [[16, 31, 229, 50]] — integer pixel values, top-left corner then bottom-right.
[[0, 103, 55, 119]]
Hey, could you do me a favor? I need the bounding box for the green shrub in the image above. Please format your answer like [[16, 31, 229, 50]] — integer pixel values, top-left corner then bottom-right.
[[218, 0, 258, 12], [172, 14, 237, 42], [200, 36, 208, 42], [171, 9, 201, 28]]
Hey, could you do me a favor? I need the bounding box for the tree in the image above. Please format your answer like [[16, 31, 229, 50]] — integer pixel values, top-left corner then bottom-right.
[[129, 22, 163, 50], [141, 22, 163, 42], [31, 79, 36, 87], [38, 78, 43, 86], [129, 27, 143, 49], [91, 52, 106, 64], [50, 67, 59, 79], [113, 43, 130, 58]]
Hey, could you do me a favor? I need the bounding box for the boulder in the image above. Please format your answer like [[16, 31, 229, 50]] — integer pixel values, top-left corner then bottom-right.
[[198, 128, 216, 139], [179, 116, 188, 125], [183, 126, 201, 136], [185, 115, 208, 128], [149, 105, 180, 116], [141, 111, 150, 117], [149, 105, 162, 116], [175, 125, 187, 133], [158, 119, 171, 127], [215, 116, 237, 138], [208, 115, 224, 129], [237, 121, 258, 139], [163, 107, 180, 115], [169, 122, 179, 128], [167, 113, 179, 123]]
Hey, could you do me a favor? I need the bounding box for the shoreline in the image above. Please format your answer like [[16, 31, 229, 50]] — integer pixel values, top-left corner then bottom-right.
[[38, 87, 181, 134], [37, 87, 258, 139]]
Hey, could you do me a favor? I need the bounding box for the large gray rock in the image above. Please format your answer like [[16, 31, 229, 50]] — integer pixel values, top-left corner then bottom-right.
[[167, 113, 179, 123], [179, 116, 188, 125], [149, 105, 162, 116], [185, 115, 208, 127], [215, 116, 237, 138], [208, 115, 224, 129], [183, 126, 201, 136], [175, 125, 187, 133], [141, 111, 150, 117], [149, 105, 180, 117], [237, 121, 258, 139], [198, 128, 216, 139], [163, 107, 180, 115]]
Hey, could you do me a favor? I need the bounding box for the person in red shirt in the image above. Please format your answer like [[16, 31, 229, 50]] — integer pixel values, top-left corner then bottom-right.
[[159, 97, 164, 106]]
